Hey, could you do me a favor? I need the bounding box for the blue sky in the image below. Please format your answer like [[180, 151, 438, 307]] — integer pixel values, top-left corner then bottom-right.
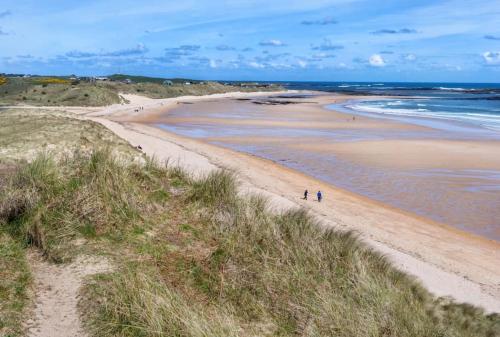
[[1, 0, 500, 82]]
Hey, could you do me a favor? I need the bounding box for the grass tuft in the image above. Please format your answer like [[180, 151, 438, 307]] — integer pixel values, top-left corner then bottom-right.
[[189, 170, 237, 209], [81, 265, 242, 337]]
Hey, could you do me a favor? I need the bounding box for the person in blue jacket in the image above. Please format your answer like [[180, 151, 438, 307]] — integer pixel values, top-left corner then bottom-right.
[[317, 190, 322, 202]]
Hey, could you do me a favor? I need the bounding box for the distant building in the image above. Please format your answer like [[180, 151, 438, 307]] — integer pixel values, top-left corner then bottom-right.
[[123, 78, 132, 84], [163, 80, 173, 86], [184, 81, 191, 85]]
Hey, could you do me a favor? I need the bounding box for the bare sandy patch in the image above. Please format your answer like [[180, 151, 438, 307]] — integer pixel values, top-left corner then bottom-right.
[[25, 252, 111, 337]]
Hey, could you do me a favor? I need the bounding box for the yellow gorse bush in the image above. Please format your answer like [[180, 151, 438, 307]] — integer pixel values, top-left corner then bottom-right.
[[0, 76, 7, 86], [35, 77, 70, 85]]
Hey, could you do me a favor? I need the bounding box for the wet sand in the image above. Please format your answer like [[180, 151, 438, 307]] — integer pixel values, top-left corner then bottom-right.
[[132, 94, 500, 241], [81, 91, 500, 312]]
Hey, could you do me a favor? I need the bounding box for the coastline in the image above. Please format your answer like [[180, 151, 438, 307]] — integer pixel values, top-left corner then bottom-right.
[[137, 91, 500, 240], [80, 90, 500, 312]]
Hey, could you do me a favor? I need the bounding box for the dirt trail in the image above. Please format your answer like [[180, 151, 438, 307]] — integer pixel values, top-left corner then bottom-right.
[[25, 251, 110, 337]]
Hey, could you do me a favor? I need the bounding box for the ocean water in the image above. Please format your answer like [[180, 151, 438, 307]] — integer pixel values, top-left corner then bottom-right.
[[283, 82, 500, 134], [156, 82, 500, 240]]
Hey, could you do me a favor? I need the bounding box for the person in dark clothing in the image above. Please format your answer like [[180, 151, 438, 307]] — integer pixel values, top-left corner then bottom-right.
[[317, 190, 322, 202], [303, 189, 308, 200]]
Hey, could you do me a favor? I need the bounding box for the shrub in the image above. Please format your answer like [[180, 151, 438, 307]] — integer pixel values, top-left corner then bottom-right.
[[34, 77, 70, 85], [189, 170, 237, 209]]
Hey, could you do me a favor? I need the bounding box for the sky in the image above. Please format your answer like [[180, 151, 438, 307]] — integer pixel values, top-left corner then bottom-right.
[[1, 0, 500, 82]]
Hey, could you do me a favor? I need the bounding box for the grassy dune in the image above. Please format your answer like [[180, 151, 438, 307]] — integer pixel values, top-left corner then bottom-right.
[[1, 148, 499, 337], [0, 77, 281, 107], [0, 108, 137, 164]]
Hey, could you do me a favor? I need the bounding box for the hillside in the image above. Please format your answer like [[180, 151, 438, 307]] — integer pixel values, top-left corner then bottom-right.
[[0, 75, 281, 107]]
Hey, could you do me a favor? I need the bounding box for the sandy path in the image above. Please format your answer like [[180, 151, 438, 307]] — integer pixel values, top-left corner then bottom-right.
[[25, 252, 110, 337]]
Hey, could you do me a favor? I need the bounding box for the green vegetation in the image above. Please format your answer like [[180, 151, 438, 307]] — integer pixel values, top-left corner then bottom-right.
[[0, 232, 31, 337], [0, 77, 122, 106], [0, 108, 137, 164], [1, 147, 498, 337], [32, 77, 72, 85], [108, 74, 180, 84], [0, 75, 281, 106]]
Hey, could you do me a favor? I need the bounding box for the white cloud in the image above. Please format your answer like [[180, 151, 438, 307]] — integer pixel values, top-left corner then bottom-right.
[[259, 39, 286, 47], [369, 54, 386, 67], [268, 62, 292, 69], [403, 53, 416, 61], [335, 62, 353, 70], [482, 51, 500, 65], [249, 61, 265, 68], [311, 52, 336, 59], [297, 59, 307, 68], [209, 59, 217, 68]]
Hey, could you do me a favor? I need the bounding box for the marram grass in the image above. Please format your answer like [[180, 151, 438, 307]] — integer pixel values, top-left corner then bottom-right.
[[1, 150, 499, 337]]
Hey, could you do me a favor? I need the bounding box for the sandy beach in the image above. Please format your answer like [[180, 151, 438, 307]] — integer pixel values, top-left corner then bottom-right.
[[78, 91, 500, 313]]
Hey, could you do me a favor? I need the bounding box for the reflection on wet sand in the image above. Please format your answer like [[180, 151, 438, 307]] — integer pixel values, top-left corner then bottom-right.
[[150, 94, 500, 241]]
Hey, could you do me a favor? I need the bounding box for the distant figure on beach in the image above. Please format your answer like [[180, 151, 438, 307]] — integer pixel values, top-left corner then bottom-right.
[[137, 145, 142, 151], [317, 190, 322, 202], [303, 189, 308, 200]]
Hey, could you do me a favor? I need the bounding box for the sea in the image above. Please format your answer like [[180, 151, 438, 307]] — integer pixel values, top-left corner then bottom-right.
[[158, 81, 500, 240], [282, 82, 500, 135]]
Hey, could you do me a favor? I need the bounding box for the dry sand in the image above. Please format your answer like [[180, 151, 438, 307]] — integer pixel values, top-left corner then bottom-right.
[[78, 91, 500, 313], [25, 251, 110, 337]]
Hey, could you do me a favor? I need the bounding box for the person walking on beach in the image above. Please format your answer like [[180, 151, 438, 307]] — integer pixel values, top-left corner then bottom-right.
[[317, 190, 322, 202], [303, 189, 308, 200]]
